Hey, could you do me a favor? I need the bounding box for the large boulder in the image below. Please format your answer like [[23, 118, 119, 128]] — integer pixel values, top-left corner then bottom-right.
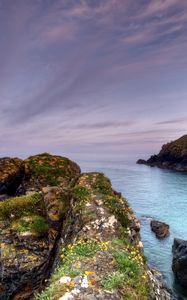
[[150, 220, 170, 239], [172, 238, 187, 287]]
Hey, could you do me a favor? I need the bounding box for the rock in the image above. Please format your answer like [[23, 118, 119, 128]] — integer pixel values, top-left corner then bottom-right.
[[172, 238, 187, 287], [37, 172, 176, 300], [136, 159, 147, 164], [0, 194, 9, 201], [23, 153, 81, 191], [42, 186, 69, 222], [59, 276, 71, 284], [137, 135, 187, 172], [148, 268, 177, 300], [150, 220, 170, 239], [0, 153, 81, 299], [0, 155, 176, 300], [0, 157, 23, 195]]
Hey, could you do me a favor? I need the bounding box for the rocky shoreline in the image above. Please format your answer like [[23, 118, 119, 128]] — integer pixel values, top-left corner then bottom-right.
[[0, 153, 178, 299], [137, 135, 187, 172]]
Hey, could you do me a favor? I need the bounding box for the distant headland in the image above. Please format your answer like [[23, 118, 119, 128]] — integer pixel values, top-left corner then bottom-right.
[[137, 135, 187, 172]]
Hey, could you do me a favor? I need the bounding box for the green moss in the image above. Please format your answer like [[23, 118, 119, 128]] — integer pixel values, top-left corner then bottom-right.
[[73, 186, 90, 200], [25, 153, 80, 186], [103, 195, 130, 228], [72, 186, 90, 211], [92, 173, 112, 195], [113, 250, 140, 276], [12, 215, 49, 236], [0, 193, 42, 219], [30, 215, 49, 235]]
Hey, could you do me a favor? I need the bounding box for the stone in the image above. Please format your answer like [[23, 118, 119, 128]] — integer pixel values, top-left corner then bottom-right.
[[136, 159, 147, 164], [0, 157, 23, 195], [172, 238, 187, 287], [150, 220, 170, 239], [59, 276, 71, 284]]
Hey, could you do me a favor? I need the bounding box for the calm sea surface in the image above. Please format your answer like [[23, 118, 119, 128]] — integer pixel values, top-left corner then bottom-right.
[[79, 159, 187, 298]]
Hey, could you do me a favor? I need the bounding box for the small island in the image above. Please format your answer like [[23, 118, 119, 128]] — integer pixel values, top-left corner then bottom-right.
[[137, 135, 187, 172]]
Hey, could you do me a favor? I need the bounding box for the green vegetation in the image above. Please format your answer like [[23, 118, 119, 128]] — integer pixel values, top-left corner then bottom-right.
[[12, 215, 49, 236], [72, 186, 90, 200], [72, 186, 90, 211], [71, 239, 101, 257], [0, 193, 42, 219], [102, 271, 125, 290], [25, 153, 80, 186], [92, 172, 112, 195], [34, 239, 105, 300], [102, 239, 149, 299], [113, 250, 140, 274], [35, 238, 149, 300], [0, 193, 49, 236]]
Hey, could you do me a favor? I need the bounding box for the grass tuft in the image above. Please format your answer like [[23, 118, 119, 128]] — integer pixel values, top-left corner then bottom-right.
[[0, 193, 42, 219]]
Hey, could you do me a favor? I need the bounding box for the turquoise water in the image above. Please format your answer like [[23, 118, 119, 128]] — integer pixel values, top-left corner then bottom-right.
[[79, 160, 187, 298]]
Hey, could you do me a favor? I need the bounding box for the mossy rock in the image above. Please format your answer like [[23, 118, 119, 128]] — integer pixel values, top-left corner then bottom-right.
[[0, 192, 42, 220], [24, 153, 81, 188], [11, 215, 49, 236]]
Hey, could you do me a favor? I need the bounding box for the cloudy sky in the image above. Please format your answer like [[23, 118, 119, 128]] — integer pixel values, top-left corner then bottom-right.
[[0, 0, 187, 161]]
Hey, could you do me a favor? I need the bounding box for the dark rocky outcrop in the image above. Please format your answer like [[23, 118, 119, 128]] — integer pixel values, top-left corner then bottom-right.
[[0, 158, 24, 195], [150, 220, 170, 239], [137, 135, 187, 172], [172, 238, 187, 287]]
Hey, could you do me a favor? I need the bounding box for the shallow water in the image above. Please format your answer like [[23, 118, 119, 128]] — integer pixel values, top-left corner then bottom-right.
[[79, 159, 187, 298]]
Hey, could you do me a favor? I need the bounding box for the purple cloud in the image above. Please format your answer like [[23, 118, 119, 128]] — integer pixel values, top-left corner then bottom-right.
[[0, 0, 187, 159]]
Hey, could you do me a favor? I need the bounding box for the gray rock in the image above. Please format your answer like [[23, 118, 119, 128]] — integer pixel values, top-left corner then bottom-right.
[[172, 238, 187, 287]]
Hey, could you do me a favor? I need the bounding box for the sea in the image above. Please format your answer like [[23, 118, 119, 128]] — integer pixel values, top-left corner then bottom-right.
[[78, 159, 187, 299]]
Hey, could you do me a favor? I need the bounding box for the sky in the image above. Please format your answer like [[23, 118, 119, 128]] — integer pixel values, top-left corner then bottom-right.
[[0, 0, 187, 161]]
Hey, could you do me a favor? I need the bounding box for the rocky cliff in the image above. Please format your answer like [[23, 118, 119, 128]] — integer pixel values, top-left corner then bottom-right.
[[0, 153, 175, 299], [137, 135, 187, 172]]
